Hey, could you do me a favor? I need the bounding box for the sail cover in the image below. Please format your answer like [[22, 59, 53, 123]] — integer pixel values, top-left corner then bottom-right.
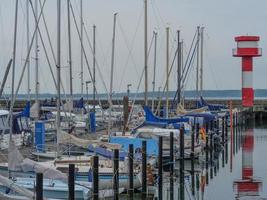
[[59, 131, 121, 150], [8, 139, 67, 182]]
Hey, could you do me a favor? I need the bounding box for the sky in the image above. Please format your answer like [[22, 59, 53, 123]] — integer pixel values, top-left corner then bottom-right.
[[0, 0, 266, 95]]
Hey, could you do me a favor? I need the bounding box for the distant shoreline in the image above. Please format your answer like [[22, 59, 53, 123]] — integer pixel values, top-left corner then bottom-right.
[[1, 89, 266, 100]]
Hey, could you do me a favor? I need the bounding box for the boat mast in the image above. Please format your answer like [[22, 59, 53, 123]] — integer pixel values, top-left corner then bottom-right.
[[108, 13, 117, 139], [166, 27, 169, 118], [10, 0, 19, 141], [151, 31, 157, 113], [93, 24, 96, 112], [35, 0, 40, 119], [200, 27, 204, 96], [80, 0, 84, 99], [144, 0, 148, 106], [177, 30, 181, 104], [67, 0, 73, 103], [26, 0, 30, 101], [56, 0, 61, 155], [196, 26, 200, 97]]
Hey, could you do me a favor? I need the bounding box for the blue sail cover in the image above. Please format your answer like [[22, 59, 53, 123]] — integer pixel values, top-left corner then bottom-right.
[[88, 144, 128, 161], [14, 101, 30, 118], [197, 96, 227, 111], [74, 97, 84, 109], [143, 106, 189, 124], [12, 102, 31, 134]]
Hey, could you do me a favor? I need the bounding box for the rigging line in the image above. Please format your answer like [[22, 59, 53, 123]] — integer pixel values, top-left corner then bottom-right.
[[38, 0, 56, 65], [32, 0, 56, 88], [182, 30, 197, 77], [155, 44, 178, 114], [125, 32, 155, 126], [19, 0, 27, 75], [1, 0, 47, 137], [126, 66, 145, 128], [117, 16, 155, 93], [84, 20, 111, 87], [70, 2, 110, 103], [82, 26, 105, 108], [83, 24, 109, 99], [183, 46, 197, 93], [182, 37, 199, 89], [204, 32, 220, 90], [12, 0, 47, 105], [36, 0, 68, 101], [151, 0, 165, 31], [116, 9, 143, 91]]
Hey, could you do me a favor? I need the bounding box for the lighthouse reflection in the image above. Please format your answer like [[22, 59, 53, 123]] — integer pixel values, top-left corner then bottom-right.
[[233, 129, 263, 199]]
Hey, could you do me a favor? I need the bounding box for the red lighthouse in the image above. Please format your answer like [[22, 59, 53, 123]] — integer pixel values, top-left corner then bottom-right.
[[233, 36, 262, 107]]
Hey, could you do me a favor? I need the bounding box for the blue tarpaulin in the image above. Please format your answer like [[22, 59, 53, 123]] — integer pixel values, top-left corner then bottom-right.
[[197, 96, 227, 111], [35, 121, 45, 152], [110, 137, 159, 156]]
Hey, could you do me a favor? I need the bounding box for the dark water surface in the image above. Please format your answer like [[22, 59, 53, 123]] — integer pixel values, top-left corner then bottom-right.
[[191, 124, 267, 200], [156, 124, 267, 200], [119, 124, 267, 200]]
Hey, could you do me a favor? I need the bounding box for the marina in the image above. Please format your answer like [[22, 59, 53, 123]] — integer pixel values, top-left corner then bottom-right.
[[0, 0, 266, 199]]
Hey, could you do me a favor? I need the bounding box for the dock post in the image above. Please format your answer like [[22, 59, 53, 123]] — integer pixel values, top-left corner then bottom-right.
[[191, 156, 195, 196], [196, 123, 200, 144], [191, 124, 195, 159], [170, 132, 174, 200], [36, 173, 43, 200], [123, 96, 129, 135], [179, 127, 185, 200], [205, 133, 209, 185], [158, 136, 163, 200], [216, 119, 219, 134], [68, 164, 75, 200], [113, 149, 119, 200], [142, 140, 147, 200], [93, 156, 99, 200], [232, 112, 236, 127], [222, 117, 225, 143], [210, 120, 213, 133], [210, 131, 213, 180], [196, 173, 200, 196], [128, 144, 134, 200], [225, 116, 228, 141]]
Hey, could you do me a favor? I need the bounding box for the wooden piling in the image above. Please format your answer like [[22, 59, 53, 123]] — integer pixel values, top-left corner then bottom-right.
[[191, 125, 195, 159], [113, 149, 119, 200], [210, 133, 213, 180], [158, 136, 163, 200], [93, 156, 99, 200], [179, 127, 185, 200], [36, 173, 43, 200], [123, 96, 129, 135], [128, 144, 134, 200], [142, 141, 147, 200], [68, 164, 75, 200], [170, 132, 174, 200], [191, 158, 195, 196], [225, 116, 228, 141], [222, 117, 225, 143]]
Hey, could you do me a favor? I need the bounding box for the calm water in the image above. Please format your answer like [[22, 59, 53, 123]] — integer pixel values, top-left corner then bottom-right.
[[203, 125, 267, 200], [159, 123, 267, 200]]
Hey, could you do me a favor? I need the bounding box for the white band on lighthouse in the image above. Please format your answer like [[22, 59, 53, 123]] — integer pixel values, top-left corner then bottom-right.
[[237, 41, 258, 48], [242, 71, 253, 88]]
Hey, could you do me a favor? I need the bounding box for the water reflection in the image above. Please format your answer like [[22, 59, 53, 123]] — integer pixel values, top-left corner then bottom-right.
[[233, 129, 263, 199], [159, 125, 267, 200]]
